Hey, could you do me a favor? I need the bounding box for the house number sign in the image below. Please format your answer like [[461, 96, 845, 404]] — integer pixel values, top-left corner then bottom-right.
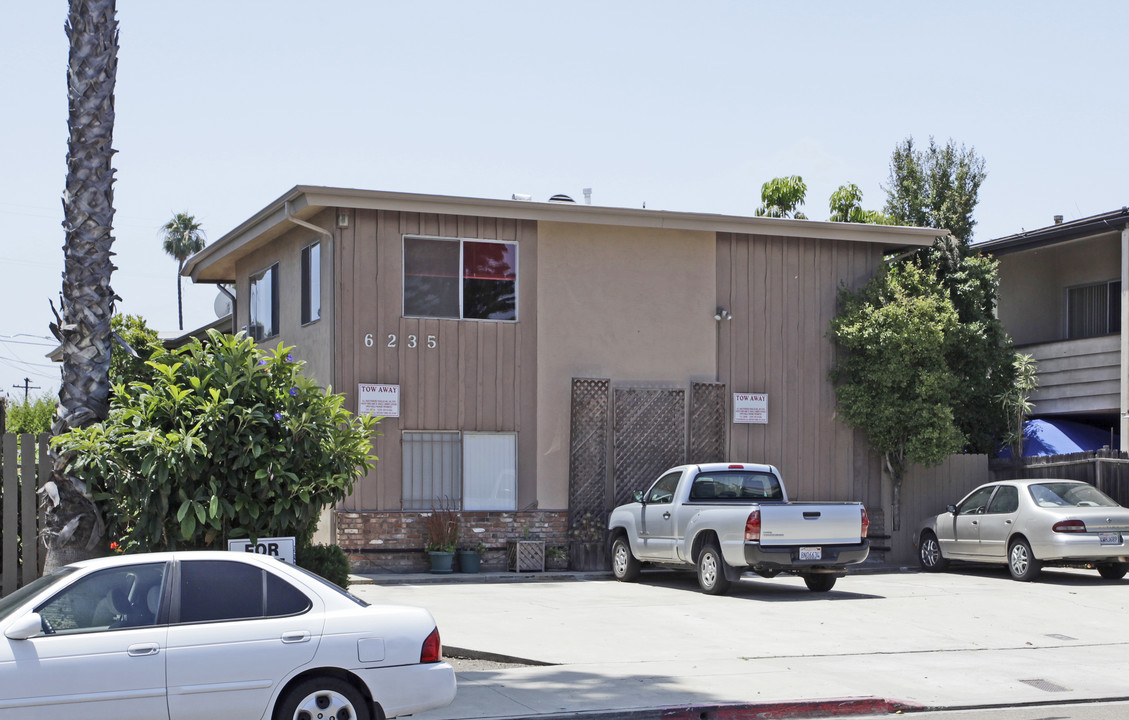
[[366, 333, 437, 349]]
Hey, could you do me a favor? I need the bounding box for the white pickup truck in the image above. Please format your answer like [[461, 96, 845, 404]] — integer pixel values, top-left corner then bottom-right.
[[607, 463, 870, 594]]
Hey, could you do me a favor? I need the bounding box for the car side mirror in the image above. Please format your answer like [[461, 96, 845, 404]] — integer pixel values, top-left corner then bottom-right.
[[633, 490, 644, 504], [4, 613, 44, 640], [946, 505, 957, 515]]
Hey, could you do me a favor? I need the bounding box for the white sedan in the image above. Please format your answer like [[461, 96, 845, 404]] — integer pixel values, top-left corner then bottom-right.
[[0, 551, 456, 719], [918, 479, 1129, 581]]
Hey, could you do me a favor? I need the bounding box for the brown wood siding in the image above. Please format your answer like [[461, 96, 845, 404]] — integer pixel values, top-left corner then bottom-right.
[[339, 211, 536, 511], [717, 232, 882, 504]]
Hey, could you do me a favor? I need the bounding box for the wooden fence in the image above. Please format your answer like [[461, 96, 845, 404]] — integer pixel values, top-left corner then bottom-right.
[[1, 433, 49, 597], [990, 449, 1129, 506]]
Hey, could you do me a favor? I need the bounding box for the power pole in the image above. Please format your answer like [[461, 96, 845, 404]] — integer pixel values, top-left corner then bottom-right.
[[12, 378, 40, 402]]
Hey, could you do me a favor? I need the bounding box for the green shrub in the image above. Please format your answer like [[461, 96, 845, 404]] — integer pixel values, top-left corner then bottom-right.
[[297, 544, 352, 589]]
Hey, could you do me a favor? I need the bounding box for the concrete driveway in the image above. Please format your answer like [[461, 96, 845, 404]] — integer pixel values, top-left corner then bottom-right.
[[350, 568, 1129, 719]]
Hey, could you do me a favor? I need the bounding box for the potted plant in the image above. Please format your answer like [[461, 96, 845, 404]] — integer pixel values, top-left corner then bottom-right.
[[507, 524, 545, 572], [546, 545, 569, 571], [458, 541, 485, 573], [424, 499, 459, 574], [568, 512, 607, 571]]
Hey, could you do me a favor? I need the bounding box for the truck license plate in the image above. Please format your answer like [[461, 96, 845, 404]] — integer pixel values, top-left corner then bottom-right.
[[1099, 533, 1121, 546], [799, 547, 822, 560]]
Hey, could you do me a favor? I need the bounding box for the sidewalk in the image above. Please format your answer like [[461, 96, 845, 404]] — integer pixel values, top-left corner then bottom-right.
[[349, 568, 1129, 720]]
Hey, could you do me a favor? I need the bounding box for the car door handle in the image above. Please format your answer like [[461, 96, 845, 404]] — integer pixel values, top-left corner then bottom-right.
[[127, 643, 160, 657], [662, 512, 671, 520], [282, 631, 311, 644]]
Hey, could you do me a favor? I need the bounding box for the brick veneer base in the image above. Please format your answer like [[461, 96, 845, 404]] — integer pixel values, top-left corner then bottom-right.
[[337, 510, 569, 573]]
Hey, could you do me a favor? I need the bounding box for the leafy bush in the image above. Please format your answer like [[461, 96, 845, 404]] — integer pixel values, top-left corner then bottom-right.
[[297, 544, 352, 589], [52, 330, 379, 551], [6, 395, 56, 434]]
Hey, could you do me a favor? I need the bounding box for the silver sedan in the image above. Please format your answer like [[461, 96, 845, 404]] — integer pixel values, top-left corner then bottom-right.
[[917, 479, 1129, 581]]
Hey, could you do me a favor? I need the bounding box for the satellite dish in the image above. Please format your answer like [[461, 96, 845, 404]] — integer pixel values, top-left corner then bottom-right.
[[214, 291, 233, 318]]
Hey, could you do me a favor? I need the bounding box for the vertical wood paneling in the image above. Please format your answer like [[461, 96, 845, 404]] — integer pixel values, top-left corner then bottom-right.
[[516, 219, 539, 508]]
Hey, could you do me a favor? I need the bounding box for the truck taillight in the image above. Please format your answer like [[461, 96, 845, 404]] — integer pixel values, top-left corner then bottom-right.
[[421, 627, 442, 663], [1052, 519, 1087, 533], [745, 509, 761, 541], [860, 507, 870, 538]]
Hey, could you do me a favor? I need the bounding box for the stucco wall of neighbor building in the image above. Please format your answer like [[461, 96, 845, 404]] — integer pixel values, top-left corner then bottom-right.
[[995, 233, 1121, 346], [535, 221, 718, 509]]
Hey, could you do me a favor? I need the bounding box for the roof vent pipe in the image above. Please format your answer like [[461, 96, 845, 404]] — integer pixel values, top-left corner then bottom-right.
[[583, 188, 592, 205], [1054, 215, 1064, 224]]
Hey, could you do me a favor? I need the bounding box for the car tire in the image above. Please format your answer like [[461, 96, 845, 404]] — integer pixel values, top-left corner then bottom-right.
[[1008, 538, 1042, 582], [802, 573, 836, 592], [697, 542, 731, 595], [274, 676, 371, 720], [918, 531, 949, 572], [610, 535, 641, 582], [1097, 562, 1128, 580]]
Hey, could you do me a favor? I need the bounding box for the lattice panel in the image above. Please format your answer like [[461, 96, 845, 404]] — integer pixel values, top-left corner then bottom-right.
[[568, 378, 610, 529], [690, 382, 727, 463], [612, 388, 686, 507]]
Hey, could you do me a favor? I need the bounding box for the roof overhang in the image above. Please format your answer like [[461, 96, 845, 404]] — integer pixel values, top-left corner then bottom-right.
[[973, 207, 1129, 256], [184, 185, 946, 283]]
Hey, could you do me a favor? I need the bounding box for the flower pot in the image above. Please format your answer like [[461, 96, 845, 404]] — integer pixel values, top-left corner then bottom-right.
[[427, 551, 454, 574], [569, 541, 606, 572], [457, 550, 481, 573]]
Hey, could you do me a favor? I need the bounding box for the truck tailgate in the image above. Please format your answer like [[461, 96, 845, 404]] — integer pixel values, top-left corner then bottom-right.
[[758, 503, 862, 546]]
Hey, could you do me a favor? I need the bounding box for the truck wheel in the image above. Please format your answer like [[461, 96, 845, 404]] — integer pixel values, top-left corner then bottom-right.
[[918, 531, 949, 572], [1097, 562, 1127, 580], [611, 536, 641, 582], [802, 573, 836, 592], [697, 543, 731, 595], [1008, 538, 1042, 581]]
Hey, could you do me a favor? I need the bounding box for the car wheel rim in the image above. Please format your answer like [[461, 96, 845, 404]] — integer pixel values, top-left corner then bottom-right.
[[921, 539, 939, 567], [614, 544, 627, 575], [1011, 545, 1028, 575], [701, 553, 717, 587], [294, 690, 354, 720]]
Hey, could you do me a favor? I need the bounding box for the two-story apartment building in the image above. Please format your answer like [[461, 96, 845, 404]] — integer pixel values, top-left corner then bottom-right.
[[975, 208, 1129, 447], [183, 186, 938, 570]]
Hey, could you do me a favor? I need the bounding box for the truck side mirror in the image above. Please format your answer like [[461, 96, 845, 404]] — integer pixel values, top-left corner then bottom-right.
[[633, 490, 644, 504]]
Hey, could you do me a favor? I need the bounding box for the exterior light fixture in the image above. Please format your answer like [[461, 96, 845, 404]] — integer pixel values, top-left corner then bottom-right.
[[714, 308, 732, 321]]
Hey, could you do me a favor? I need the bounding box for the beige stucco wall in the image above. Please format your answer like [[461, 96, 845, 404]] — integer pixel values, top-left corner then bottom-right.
[[535, 222, 717, 508], [996, 233, 1120, 346]]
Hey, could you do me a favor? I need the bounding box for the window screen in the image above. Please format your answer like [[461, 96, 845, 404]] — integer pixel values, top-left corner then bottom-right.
[[463, 433, 517, 510]]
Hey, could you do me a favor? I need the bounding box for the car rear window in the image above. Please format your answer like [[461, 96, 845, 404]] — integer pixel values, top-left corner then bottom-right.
[[689, 471, 783, 501], [1028, 482, 1119, 508]]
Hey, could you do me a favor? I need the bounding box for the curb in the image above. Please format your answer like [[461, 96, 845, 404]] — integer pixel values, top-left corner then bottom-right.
[[486, 697, 924, 720]]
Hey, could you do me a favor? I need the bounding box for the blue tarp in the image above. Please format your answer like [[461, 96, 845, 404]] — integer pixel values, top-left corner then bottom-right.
[[997, 418, 1120, 459]]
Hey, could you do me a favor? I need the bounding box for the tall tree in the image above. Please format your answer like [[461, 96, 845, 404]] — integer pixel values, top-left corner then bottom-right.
[[883, 136, 986, 244], [44, 0, 119, 571], [829, 183, 896, 225], [755, 175, 808, 219], [160, 212, 206, 331]]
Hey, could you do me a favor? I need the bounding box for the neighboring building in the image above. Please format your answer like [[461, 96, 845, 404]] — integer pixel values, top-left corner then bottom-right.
[[183, 186, 938, 570], [975, 208, 1129, 446]]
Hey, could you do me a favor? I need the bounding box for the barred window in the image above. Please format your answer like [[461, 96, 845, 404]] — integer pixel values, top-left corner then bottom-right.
[[401, 431, 516, 511]]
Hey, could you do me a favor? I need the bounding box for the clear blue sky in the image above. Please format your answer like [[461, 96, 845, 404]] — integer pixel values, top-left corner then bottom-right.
[[3, 1, 1127, 399]]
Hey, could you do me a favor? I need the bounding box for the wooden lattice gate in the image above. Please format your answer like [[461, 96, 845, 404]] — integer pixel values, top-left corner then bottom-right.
[[612, 387, 687, 507], [567, 379, 611, 530], [690, 382, 726, 464]]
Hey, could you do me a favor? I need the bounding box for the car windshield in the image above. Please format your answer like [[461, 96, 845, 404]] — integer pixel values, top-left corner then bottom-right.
[[1028, 482, 1120, 508], [0, 568, 77, 623]]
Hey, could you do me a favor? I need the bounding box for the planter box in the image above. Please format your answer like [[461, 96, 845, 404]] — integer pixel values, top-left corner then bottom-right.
[[508, 540, 545, 572], [569, 541, 607, 572]]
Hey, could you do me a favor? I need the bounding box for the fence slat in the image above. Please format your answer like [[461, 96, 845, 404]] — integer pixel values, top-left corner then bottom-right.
[[21, 435, 39, 587], [2, 434, 17, 597]]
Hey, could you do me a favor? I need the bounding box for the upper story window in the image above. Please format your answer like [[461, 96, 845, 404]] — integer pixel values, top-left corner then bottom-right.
[[249, 263, 279, 341], [1067, 279, 1121, 339], [403, 237, 517, 321], [301, 242, 321, 325]]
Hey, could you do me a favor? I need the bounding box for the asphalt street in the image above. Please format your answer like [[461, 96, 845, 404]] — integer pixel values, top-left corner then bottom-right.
[[350, 567, 1129, 720]]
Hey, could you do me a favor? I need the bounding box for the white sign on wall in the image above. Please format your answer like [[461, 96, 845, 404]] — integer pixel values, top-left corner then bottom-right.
[[359, 383, 400, 418], [228, 536, 296, 563], [733, 393, 768, 424]]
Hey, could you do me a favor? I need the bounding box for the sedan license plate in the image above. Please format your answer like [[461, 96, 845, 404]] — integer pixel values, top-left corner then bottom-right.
[[1099, 533, 1122, 546], [799, 546, 822, 560]]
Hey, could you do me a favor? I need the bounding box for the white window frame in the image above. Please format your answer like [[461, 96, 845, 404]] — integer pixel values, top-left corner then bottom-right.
[[248, 263, 279, 341], [401, 235, 519, 322], [301, 241, 321, 326]]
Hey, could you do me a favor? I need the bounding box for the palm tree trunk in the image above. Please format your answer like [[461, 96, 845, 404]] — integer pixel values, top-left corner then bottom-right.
[[44, 0, 119, 572], [177, 258, 184, 330]]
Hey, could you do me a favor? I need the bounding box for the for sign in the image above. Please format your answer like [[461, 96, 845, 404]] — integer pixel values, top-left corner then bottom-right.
[[227, 537, 296, 563]]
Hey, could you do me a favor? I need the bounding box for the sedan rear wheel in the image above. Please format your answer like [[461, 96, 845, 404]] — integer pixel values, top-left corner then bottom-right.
[[697, 542, 731, 595], [918, 531, 949, 572], [611, 536, 641, 582], [275, 677, 371, 720], [1097, 562, 1128, 580], [1008, 538, 1042, 582]]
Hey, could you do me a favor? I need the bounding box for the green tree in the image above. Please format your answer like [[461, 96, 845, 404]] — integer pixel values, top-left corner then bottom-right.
[[53, 330, 379, 552], [883, 136, 986, 244], [160, 212, 207, 331], [756, 175, 808, 219], [44, 0, 120, 571], [7, 396, 58, 434], [998, 353, 1039, 459], [111, 313, 161, 388], [830, 262, 965, 530], [829, 183, 896, 225]]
